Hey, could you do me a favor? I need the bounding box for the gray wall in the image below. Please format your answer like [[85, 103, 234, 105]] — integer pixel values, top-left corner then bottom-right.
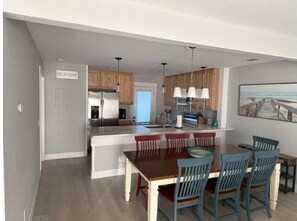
[[226, 60, 297, 154], [44, 62, 87, 155], [3, 19, 42, 221]]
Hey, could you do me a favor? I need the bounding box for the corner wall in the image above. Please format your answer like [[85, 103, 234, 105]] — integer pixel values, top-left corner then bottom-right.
[[44, 61, 87, 159], [226, 60, 297, 184], [3, 18, 42, 221]]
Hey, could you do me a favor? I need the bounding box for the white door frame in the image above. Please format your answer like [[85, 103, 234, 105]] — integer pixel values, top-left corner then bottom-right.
[[131, 82, 157, 124], [39, 66, 45, 169]]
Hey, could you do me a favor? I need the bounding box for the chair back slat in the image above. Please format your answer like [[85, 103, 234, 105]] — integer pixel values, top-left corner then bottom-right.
[[253, 136, 279, 151], [165, 133, 190, 149], [175, 156, 213, 202], [216, 152, 250, 193], [248, 149, 279, 187], [135, 134, 162, 151], [193, 132, 216, 147]]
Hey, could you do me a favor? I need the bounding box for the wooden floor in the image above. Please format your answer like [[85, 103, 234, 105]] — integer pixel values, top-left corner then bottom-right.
[[33, 156, 297, 221]]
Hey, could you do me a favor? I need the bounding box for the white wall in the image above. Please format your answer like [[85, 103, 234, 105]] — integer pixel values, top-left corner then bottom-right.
[[44, 62, 87, 159], [3, 18, 42, 221], [226, 60, 297, 157], [4, 0, 297, 60]]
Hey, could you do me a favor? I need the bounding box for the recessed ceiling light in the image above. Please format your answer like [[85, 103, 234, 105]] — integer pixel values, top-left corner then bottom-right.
[[56, 58, 64, 62], [246, 58, 259, 62]]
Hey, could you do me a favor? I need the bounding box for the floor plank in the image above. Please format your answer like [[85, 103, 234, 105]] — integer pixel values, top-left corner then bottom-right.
[[33, 156, 297, 221]]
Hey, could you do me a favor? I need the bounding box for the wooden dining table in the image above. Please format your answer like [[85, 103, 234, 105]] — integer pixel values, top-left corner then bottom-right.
[[123, 145, 281, 221]]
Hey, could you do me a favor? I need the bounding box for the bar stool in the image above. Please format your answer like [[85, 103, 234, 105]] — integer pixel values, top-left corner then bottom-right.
[[193, 132, 216, 148], [134, 134, 162, 207]]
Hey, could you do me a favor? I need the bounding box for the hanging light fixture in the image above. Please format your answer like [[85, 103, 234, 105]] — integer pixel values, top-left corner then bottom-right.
[[200, 66, 209, 99], [161, 63, 167, 93], [115, 57, 122, 92], [186, 47, 197, 111]]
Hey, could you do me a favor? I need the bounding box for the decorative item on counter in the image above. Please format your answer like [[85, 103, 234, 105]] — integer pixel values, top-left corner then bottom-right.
[[211, 118, 218, 128], [176, 115, 183, 129], [196, 112, 205, 124]]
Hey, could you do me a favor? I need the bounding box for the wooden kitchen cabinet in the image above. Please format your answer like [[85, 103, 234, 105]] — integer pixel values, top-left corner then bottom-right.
[[118, 72, 134, 105], [164, 68, 220, 110], [88, 70, 117, 90]]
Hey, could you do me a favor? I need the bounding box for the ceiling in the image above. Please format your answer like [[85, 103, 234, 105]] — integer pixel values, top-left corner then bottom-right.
[[26, 22, 284, 76]]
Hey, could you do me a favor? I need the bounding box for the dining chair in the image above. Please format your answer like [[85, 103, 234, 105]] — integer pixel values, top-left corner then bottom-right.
[[134, 134, 162, 203], [240, 149, 279, 221], [252, 135, 279, 151], [193, 132, 216, 148], [204, 152, 250, 221], [158, 155, 214, 221], [165, 133, 190, 150]]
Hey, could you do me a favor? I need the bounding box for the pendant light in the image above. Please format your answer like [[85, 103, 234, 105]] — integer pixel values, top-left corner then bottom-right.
[[200, 66, 209, 99], [187, 47, 197, 112], [115, 57, 122, 92], [161, 63, 167, 93]]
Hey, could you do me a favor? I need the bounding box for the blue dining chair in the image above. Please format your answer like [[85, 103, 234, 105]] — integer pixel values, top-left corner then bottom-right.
[[204, 152, 250, 221], [158, 155, 214, 221], [240, 149, 279, 221], [252, 135, 279, 151]]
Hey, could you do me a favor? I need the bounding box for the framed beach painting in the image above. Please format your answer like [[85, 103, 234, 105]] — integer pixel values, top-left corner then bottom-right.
[[238, 83, 297, 123]]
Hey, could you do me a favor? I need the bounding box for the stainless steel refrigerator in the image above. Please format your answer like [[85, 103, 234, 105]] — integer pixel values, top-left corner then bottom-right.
[[88, 91, 119, 127]]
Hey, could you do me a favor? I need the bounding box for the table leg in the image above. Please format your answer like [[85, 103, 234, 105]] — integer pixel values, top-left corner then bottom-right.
[[270, 163, 281, 210], [148, 181, 159, 221], [125, 158, 132, 202]]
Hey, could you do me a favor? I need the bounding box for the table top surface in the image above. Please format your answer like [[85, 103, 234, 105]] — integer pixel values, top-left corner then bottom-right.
[[124, 145, 251, 181]]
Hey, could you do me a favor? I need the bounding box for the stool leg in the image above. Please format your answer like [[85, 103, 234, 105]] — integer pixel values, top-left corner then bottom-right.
[[285, 165, 289, 194], [293, 165, 296, 192]]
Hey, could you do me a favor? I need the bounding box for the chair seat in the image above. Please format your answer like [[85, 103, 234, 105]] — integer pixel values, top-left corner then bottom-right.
[[205, 178, 236, 197], [158, 184, 200, 205], [240, 177, 266, 191]]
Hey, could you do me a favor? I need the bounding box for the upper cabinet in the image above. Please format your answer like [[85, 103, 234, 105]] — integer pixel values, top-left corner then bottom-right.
[[88, 70, 134, 105], [164, 68, 220, 110], [118, 72, 134, 105]]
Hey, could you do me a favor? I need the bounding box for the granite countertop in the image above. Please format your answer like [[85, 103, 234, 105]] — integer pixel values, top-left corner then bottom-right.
[[90, 123, 233, 137]]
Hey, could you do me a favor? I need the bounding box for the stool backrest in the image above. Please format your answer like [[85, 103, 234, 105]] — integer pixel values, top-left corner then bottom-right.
[[165, 133, 190, 149], [135, 134, 162, 151], [175, 156, 214, 203], [193, 132, 216, 148], [216, 152, 250, 193], [247, 149, 279, 187], [252, 135, 279, 151]]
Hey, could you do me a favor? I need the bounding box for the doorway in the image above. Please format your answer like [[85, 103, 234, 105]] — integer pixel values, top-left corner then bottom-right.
[[39, 66, 45, 170], [131, 82, 157, 124]]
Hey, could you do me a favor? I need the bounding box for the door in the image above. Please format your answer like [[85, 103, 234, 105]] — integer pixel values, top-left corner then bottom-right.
[[39, 66, 45, 170], [132, 82, 157, 124]]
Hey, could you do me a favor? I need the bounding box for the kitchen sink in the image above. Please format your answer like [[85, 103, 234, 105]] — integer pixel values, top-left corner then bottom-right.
[[144, 124, 174, 129]]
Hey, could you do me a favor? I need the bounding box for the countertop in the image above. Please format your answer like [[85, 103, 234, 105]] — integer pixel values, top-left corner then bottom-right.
[[90, 123, 233, 137]]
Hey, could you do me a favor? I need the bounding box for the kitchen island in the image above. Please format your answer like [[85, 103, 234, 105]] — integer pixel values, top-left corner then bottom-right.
[[90, 124, 233, 179]]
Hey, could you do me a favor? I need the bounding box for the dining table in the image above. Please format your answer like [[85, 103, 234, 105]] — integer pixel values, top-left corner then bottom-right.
[[123, 145, 281, 221]]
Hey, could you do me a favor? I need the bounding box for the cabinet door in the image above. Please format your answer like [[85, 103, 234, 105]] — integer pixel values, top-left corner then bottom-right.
[[88, 70, 99, 89], [119, 72, 134, 105], [99, 71, 117, 90], [206, 68, 220, 110], [164, 75, 175, 105]]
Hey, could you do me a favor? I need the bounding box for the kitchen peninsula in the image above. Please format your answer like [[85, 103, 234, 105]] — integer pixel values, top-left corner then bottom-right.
[[90, 123, 233, 179]]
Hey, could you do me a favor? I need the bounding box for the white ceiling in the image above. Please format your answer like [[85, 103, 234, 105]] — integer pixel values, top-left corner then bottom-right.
[[26, 22, 283, 76]]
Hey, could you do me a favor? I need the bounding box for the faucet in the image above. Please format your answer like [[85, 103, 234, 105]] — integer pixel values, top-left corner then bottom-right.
[[159, 113, 165, 129]]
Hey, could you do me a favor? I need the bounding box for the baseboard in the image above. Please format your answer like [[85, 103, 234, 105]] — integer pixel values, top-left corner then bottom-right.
[[91, 168, 138, 179], [28, 172, 41, 221], [45, 151, 87, 160]]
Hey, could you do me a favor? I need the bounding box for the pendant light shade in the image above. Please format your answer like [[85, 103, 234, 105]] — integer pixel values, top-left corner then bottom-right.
[[187, 46, 196, 99], [115, 57, 122, 92], [196, 88, 202, 99], [187, 86, 196, 98], [173, 87, 182, 97], [181, 88, 187, 98], [200, 88, 209, 99], [161, 63, 167, 94]]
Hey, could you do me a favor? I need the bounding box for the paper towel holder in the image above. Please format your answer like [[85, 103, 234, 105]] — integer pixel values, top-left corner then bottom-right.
[[175, 115, 183, 129]]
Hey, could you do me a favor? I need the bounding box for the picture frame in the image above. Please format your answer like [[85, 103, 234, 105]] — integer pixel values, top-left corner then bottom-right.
[[238, 83, 297, 123]]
